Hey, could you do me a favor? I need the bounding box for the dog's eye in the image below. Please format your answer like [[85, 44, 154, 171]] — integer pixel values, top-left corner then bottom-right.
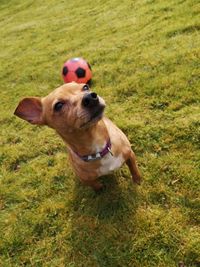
[[82, 84, 89, 91], [54, 102, 64, 112]]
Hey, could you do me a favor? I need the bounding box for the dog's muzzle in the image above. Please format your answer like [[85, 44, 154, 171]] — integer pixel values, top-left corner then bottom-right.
[[80, 92, 105, 128]]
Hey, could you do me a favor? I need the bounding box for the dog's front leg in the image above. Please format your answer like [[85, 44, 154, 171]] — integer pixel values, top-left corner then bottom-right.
[[80, 179, 103, 192], [126, 150, 142, 184]]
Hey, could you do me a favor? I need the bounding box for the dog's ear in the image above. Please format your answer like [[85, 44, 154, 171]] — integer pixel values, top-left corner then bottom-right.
[[14, 97, 45, 125]]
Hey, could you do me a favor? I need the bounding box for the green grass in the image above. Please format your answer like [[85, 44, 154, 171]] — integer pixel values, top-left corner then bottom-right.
[[0, 0, 200, 266]]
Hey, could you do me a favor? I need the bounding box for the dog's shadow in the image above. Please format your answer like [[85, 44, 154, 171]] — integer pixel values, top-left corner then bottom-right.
[[69, 174, 139, 266]]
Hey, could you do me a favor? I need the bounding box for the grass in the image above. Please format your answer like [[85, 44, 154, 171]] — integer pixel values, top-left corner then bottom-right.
[[0, 0, 200, 266]]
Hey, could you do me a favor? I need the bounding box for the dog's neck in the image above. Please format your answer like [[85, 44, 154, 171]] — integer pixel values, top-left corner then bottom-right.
[[57, 119, 109, 155]]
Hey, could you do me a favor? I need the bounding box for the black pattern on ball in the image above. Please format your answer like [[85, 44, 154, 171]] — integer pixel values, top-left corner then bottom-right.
[[62, 66, 68, 76], [75, 67, 86, 78], [87, 62, 92, 70]]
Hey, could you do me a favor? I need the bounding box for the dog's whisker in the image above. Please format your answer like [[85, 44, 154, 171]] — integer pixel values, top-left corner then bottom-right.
[[76, 110, 88, 119]]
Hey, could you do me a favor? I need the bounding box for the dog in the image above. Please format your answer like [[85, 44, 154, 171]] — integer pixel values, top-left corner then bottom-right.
[[14, 82, 141, 191]]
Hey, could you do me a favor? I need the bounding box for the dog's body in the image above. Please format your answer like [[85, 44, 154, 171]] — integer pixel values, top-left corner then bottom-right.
[[14, 82, 141, 191]]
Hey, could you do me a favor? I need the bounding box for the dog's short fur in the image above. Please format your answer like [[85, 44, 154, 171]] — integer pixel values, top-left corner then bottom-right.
[[14, 82, 141, 191]]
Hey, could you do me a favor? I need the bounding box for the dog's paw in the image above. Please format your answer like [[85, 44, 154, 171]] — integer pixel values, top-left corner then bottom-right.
[[93, 183, 105, 193], [132, 175, 142, 185]]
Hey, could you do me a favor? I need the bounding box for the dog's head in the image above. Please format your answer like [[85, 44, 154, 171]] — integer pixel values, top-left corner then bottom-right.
[[14, 82, 106, 132]]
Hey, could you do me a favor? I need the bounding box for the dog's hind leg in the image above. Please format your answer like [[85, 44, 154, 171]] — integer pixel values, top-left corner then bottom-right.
[[126, 150, 142, 184]]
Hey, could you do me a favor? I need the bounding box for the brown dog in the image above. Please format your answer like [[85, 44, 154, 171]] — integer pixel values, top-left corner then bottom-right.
[[14, 82, 141, 191]]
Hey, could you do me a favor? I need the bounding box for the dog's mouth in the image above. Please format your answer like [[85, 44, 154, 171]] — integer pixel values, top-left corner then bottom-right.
[[90, 105, 105, 120], [80, 105, 105, 128]]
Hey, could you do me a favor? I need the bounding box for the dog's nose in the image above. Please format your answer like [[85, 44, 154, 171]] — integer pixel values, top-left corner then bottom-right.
[[82, 92, 99, 108]]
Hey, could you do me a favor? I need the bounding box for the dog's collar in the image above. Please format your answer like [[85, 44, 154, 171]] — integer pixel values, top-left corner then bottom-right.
[[74, 139, 112, 162]]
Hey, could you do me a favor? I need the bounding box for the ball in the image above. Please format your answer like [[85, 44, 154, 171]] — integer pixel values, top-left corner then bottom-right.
[[62, 57, 92, 85]]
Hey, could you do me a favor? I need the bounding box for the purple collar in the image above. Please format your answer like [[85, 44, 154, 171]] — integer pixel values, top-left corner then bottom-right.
[[74, 139, 112, 162]]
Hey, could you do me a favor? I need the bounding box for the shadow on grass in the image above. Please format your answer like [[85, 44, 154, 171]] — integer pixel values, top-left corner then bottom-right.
[[69, 174, 139, 266]]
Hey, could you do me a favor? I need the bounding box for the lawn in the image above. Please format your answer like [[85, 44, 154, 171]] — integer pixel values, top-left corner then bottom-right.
[[0, 0, 200, 266]]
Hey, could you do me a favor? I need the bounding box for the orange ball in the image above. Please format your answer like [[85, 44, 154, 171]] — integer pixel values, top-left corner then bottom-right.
[[62, 57, 92, 85]]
